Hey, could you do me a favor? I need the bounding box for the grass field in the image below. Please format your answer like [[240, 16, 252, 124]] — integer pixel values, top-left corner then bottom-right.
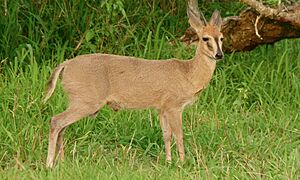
[[1, 0, 300, 179]]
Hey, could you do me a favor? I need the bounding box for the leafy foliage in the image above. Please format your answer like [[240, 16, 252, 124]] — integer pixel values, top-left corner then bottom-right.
[[0, 0, 300, 178]]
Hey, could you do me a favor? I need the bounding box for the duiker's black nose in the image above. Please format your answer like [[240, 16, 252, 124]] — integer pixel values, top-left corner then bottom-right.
[[215, 53, 223, 60]]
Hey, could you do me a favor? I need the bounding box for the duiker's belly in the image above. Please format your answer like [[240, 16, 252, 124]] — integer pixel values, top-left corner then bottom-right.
[[106, 93, 162, 110], [106, 89, 195, 111]]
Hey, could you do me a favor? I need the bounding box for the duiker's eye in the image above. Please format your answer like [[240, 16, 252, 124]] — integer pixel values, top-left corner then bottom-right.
[[220, 37, 224, 41], [202, 37, 209, 42]]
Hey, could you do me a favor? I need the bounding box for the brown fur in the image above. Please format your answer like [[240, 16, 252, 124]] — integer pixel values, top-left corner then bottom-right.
[[44, 6, 223, 168]]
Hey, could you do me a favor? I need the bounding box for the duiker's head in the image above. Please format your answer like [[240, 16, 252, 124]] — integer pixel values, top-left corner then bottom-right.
[[187, 4, 224, 60]]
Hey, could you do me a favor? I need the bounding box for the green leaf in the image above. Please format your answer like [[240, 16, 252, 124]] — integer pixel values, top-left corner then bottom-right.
[[85, 30, 95, 42]]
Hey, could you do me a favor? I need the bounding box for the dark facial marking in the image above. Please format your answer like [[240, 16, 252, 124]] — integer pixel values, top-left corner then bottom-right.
[[207, 41, 213, 51], [214, 37, 222, 55]]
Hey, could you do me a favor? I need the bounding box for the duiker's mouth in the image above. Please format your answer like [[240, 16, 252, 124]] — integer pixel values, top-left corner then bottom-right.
[[214, 57, 224, 61], [209, 55, 223, 61]]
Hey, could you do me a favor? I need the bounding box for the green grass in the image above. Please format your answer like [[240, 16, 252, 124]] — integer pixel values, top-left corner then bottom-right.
[[1, 0, 300, 179], [1, 39, 300, 179]]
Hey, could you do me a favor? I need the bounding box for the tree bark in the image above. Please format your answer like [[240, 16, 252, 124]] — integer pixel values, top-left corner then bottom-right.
[[180, 1, 300, 53]]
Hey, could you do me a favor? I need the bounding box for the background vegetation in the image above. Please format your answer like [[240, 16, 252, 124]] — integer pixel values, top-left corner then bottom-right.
[[1, 0, 299, 179]]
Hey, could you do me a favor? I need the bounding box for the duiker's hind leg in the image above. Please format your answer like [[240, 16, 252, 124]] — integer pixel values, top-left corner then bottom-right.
[[46, 101, 102, 168], [56, 127, 66, 160], [56, 109, 100, 160]]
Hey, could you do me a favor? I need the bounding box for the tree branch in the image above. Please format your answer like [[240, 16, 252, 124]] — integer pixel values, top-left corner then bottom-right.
[[241, 0, 300, 28], [179, 1, 300, 53]]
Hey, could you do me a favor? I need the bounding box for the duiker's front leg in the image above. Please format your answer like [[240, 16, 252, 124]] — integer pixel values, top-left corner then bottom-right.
[[165, 108, 185, 161], [159, 111, 172, 161]]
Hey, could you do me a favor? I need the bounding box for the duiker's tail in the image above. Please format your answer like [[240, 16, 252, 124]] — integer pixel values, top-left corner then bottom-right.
[[43, 64, 65, 103]]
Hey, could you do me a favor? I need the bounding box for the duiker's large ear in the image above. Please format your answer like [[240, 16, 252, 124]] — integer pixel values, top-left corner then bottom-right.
[[187, 2, 206, 32], [209, 10, 222, 30]]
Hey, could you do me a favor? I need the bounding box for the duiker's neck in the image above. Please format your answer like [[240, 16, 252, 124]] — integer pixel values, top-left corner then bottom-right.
[[188, 43, 217, 92]]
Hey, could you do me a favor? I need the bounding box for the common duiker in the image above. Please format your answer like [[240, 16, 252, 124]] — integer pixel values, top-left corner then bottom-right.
[[44, 1, 223, 168]]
